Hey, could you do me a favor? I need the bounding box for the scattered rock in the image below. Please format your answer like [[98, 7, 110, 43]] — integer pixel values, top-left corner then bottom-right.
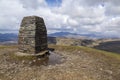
[[105, 70, 113, 74]]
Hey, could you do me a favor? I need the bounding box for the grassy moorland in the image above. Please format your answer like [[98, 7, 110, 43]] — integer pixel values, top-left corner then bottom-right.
[[0, 45, 120, 80]]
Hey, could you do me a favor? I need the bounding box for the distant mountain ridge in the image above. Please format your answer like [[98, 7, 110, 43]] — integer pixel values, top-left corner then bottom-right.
[[48, 32, 78, 37], [0, 32, 120, 42], [0, 33, 18, 42], [48, 32, 90, 39], [48, 32, 120, 39], [0, 32, 120, 54]]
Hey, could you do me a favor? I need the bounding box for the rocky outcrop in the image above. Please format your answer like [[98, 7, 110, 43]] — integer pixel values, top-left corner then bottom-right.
[[48, 37, 94, 46], [18, 16, 47, 54]]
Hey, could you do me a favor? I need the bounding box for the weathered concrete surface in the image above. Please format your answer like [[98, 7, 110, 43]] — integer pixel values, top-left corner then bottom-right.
[[18, 16, 47, 54]]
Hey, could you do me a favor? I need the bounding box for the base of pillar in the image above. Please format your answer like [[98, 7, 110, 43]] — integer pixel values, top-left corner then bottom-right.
[[15, 50, 50, 58]]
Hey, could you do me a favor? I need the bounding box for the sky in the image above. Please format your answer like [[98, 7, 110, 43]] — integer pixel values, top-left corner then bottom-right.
[[0, 0, 120, 37]]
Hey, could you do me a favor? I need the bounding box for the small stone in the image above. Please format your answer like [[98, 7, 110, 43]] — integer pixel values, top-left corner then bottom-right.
[[78, 51, 81, 53], [13, 62, 16, 65], [100, 68, 103, 71], [22, 60, 25, 63], [9, 76, 12, 79], [105, 70, 113, 74], [38, 58, 41, 60], [83, 75, 88, 79], [14, 70, 17, 73], [33, 60, 36, 62], [29, 61, 32, 65]]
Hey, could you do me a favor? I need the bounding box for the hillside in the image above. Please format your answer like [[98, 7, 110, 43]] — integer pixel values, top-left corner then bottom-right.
[[0, 34, 120, 54], [48, 37, 94, 46], [0, 45, 120, 80], [48, 37, 120, 54], [94, 41, 120, 54]]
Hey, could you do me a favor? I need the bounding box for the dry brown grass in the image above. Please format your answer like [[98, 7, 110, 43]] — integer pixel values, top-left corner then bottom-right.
[[0, 45, 120, 80]]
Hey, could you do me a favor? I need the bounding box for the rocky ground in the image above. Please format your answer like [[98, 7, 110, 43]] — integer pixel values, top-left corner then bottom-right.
[[0, 45, 120, 80]]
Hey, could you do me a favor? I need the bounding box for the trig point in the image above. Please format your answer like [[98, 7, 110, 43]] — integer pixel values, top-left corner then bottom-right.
[[18, 16, 47, 55]]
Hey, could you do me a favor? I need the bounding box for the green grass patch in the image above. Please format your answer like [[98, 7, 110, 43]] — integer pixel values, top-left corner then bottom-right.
[[0, 46, 9, 49], [0, 45, 17, 49], [49, 44, 120, 60], [9, 53, 36, 61]]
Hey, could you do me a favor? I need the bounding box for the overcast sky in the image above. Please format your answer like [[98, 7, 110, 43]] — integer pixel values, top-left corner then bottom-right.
[[0, 0, 120, 37]]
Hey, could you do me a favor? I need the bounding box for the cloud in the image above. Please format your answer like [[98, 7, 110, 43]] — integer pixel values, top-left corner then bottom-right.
[[18, 0, 47, 9], [0, 0, 25, 29], [105, 3, 120, 16], [0, 0, 120, 37]]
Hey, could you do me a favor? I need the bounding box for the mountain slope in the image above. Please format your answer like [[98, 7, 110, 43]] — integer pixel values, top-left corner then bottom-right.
[[94, 41, 120, 54], [0, 45, 120, 80]]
